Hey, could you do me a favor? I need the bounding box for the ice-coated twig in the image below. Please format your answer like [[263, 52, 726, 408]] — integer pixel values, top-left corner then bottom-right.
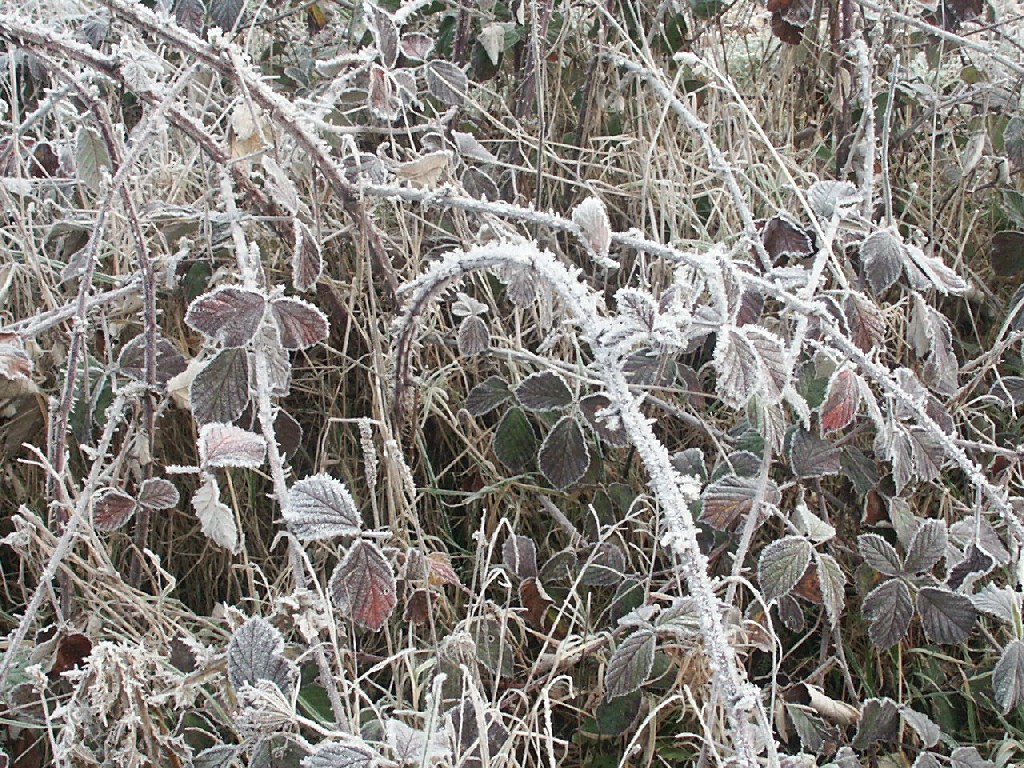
[[391, 241, 773, 765]]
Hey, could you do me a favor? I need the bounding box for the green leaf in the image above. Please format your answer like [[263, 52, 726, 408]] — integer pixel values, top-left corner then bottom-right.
[[492, 407, 537, 473]]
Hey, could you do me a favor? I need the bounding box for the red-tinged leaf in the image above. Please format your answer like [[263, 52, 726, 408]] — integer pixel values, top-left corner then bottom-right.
[[368, 64, 402, 121], [579, 393, 629, 447], [93, 488, 138, 531], [137, 478, 179, 510], [366, 3, 399, 68], [700, 473, 780, 531], [199, 423, 267, 468], [268, 297, 329, 350], [190, 347, 250, 425], [117, 333, 188, 386], [329, 540, 396, 631], [515, 371, 573, 412], [820, 368, 860, 432], [293, 219, 323, 292], [0, 333, 32, 380], [538, 415, 590, 490], [400, 32, 434, 60], [762, 213, 813, 263], [916, 586, 977, 644], [404, 589, 431, 625], [427, 551, 460, 586], [285, 473, 362, 540], [503, 535, 538, 580], [424, 60, 468, 106], [50, 633, 92, 677], [519, 578, 559, 635], [185, 287, 266, 347], [174, 0, 205, 33], [844, 292, 885, 352]]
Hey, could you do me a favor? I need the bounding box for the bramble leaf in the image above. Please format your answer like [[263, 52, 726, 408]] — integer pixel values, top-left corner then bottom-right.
[[330, 540, 396, 631]]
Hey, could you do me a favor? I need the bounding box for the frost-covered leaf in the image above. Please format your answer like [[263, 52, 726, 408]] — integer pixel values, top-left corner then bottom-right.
[[392, 151, 450, 187], [700, 473, 778, 531], [900, 706, 941, 748], [457, 316, 489, 356], [807, 180, 859, 219], [453, 131, 498, 164], [269, 297, 328, 350], [93, 489, 137, 531], [174, 0, 205, 33], [209, 0, 243, 30], [538, 416, 590, 490], [916, 587, 977, 644], [0, 333, 32, 381], [192, 474, 240, 552], [902, 518, 947, 574], [199, 423, 266, 469], [464, 376, 511, 416], [820, 368, 860, 432], [502, 535, 538, 580], [862, 579, 913, 648], [989, 376, 1024, 406], [286, 474, 362, 540], [386, 719, 450, 766], [951, 747, 995, 768], [367, 64, 402, 121], [193, 745, 240, 768], [492, 407, 537, 473], [971, 583, 1020, 624], [579, 393, 629, 447], [255, 323, 291, 396], [904, 243, 967, 295], [473, 617, 513, 678], [187, 287, 266, 348], [816, 552, 846, 628], [227, 616, 297, 696], [604, 629, 655, 700], [461, 168, 500, 201], [852, 697, 900, 749], [762, 213, 813, 263], [758, 536, 812, 603], [616, 288, 657, 330], [858, 533, 903, 577], [366, 3, 399, 68], [714, 327, 758, 409], [292, 220, 323, 293], [792, 503, 835, 543], [580, 541, 625, 586], [786, 704, 833, 755], [843, 292, 885, 352], [993, 639, 1024, 713], [860, 230, 905, 293], [789, 429, 840, 477], [515, 371, 573, 412], [447, 699, 510, 768], [75, 126, 110, 193], [137, 478, 179, 510], [424, 60, 468, 106], [572, 197, 614, 264], [329, 540, 396, 631], [301, 742, 377, 768], [401, 32, 435, 61], [190, 348, 250, 425], [117, 333, 187, 386], [909, 294, 958, 395]]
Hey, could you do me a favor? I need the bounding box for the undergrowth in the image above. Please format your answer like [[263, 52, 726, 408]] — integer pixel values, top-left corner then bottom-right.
[[1, 0, 1024, 765]]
